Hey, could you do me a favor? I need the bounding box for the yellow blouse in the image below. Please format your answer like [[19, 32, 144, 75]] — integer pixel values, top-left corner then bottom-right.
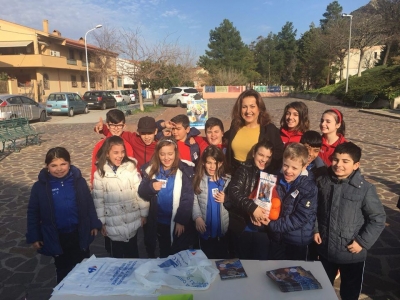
[[231, 125, 260, 162]]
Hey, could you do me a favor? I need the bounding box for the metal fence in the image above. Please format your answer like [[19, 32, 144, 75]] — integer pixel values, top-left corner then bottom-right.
[[0, 105, 33, 120]]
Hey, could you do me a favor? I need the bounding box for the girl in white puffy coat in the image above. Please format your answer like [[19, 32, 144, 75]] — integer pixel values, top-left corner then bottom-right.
[[93, 136, 149, 258]]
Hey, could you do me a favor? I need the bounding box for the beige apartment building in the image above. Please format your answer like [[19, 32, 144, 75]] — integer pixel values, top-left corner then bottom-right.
[[0, 19, 117, 102], [336, 45, 382, 81]]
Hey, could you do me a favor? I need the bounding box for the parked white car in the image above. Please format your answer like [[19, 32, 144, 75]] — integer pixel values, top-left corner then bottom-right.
[[127, 89, 138, 104], [158, 87, 200, 107], [108, 90, 131, 103]]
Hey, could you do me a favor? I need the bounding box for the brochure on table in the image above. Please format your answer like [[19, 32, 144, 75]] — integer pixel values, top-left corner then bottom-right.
[[215, 258, 247, 280]]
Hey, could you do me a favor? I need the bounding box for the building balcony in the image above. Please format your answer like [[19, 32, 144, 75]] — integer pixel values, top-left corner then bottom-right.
[[0, 54, 98, 71], [67, 58, 77, 65]]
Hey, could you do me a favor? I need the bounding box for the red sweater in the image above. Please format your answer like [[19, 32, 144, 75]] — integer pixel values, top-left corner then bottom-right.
[[193, 136, 227, 156], [90, 136, 134, 185], [102, 126, 157, 172], [319, 134, 347, 167], [280, 128, 303, 145]]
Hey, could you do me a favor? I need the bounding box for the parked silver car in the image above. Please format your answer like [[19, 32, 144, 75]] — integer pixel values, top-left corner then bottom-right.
[[158, 87, 200, 107], [0, 94, 47, 122]]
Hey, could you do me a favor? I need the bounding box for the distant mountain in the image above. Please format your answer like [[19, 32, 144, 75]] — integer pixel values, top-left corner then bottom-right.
[[352, 0, 378, 15]]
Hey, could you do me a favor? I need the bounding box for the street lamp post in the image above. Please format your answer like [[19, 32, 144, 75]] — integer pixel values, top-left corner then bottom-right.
[[85, 25, 102, 91], [342, 13, 353, 94]]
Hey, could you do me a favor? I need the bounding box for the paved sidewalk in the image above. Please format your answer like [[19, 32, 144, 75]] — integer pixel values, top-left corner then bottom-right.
[[359, 108, 400, 120], [0, 98, 399, 300]]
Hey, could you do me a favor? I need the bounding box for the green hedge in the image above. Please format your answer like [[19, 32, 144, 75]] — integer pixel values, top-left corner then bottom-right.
[[308, 65, 400, 105]]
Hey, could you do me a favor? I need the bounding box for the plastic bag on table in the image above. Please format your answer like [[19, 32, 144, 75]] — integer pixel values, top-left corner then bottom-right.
[[135, 249, 219, 290]]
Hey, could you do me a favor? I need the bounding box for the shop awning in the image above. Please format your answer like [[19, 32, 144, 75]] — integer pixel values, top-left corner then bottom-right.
[[0, 41, 33, 48]]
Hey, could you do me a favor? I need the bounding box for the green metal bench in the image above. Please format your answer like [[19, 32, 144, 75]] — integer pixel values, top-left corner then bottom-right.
[[116, 101, 132, 115], [0, 127, 10, 153], [13, 118, 43, 145], [310, 93, 320, 101], [0, 118, 43, 152], [0, 119, 25, 152], [354, 94, 377, 108]]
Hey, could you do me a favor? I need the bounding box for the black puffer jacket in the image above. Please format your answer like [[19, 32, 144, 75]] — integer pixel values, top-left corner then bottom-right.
[[225, 161, 264, 236], [316, 169, 386, 264], [224, 122, 284, 175]]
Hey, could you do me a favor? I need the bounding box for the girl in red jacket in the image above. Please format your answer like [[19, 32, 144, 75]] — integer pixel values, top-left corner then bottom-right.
[[279, 102, 310, 145], [319, 108, 347, 167]]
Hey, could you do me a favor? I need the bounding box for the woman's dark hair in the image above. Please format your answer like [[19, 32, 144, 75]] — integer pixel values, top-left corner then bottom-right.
[[321, 109, 346, 136], [230, 89, 271, 131], [193, 146, 228, 195], [96, 136, 134, 177], [45, 147, 71, 165], [147, 137, 180, 179], [280, 101, 310, 133]]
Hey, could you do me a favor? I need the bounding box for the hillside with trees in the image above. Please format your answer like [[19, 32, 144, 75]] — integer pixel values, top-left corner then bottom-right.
[[198, 0, 400, 101]]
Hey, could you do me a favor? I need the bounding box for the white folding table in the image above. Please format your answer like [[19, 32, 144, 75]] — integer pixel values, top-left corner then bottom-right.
[[50, 259, 337, 300]]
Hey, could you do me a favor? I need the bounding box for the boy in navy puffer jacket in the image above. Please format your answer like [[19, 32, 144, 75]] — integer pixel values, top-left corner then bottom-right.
[[265, 143, 318, 261]]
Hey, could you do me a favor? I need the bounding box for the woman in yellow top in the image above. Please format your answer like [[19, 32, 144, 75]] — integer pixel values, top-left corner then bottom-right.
[[224, 89, 284, 175]]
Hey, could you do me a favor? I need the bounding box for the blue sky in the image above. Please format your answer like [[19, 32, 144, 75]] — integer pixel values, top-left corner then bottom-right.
[[2, 0, 370, 61]]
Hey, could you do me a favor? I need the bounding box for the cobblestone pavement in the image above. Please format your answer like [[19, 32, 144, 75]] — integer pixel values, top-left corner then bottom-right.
[[0, 98, 399, 300]]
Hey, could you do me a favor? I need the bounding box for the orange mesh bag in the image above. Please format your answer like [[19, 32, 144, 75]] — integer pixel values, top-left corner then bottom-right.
[[269, 186, 281, 220]]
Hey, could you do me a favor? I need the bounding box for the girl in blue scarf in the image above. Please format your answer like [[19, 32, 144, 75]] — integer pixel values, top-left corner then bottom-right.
[[192, 146, 231, 258]]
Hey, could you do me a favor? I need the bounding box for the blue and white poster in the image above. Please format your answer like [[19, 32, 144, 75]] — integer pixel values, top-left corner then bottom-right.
[[187, 99, 208, 129]]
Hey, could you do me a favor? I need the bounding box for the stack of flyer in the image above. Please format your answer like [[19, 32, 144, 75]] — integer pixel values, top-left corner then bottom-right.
[[266, 266, 322, 292]]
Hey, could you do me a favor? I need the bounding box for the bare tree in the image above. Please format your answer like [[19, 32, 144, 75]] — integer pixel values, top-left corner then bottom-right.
[[211, 68, 247, 85], [119, 28, 186, 110], [375, 0, 400, 65], [170, 46, 198, 84], [92, 26, 121, 89], [351, 12, 382, 76], [362, 51, 376, 69], [320, 19, 348, 85]]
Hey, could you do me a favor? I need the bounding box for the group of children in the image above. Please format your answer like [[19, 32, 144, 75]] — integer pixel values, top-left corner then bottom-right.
[[26, 95, 386, 300]]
